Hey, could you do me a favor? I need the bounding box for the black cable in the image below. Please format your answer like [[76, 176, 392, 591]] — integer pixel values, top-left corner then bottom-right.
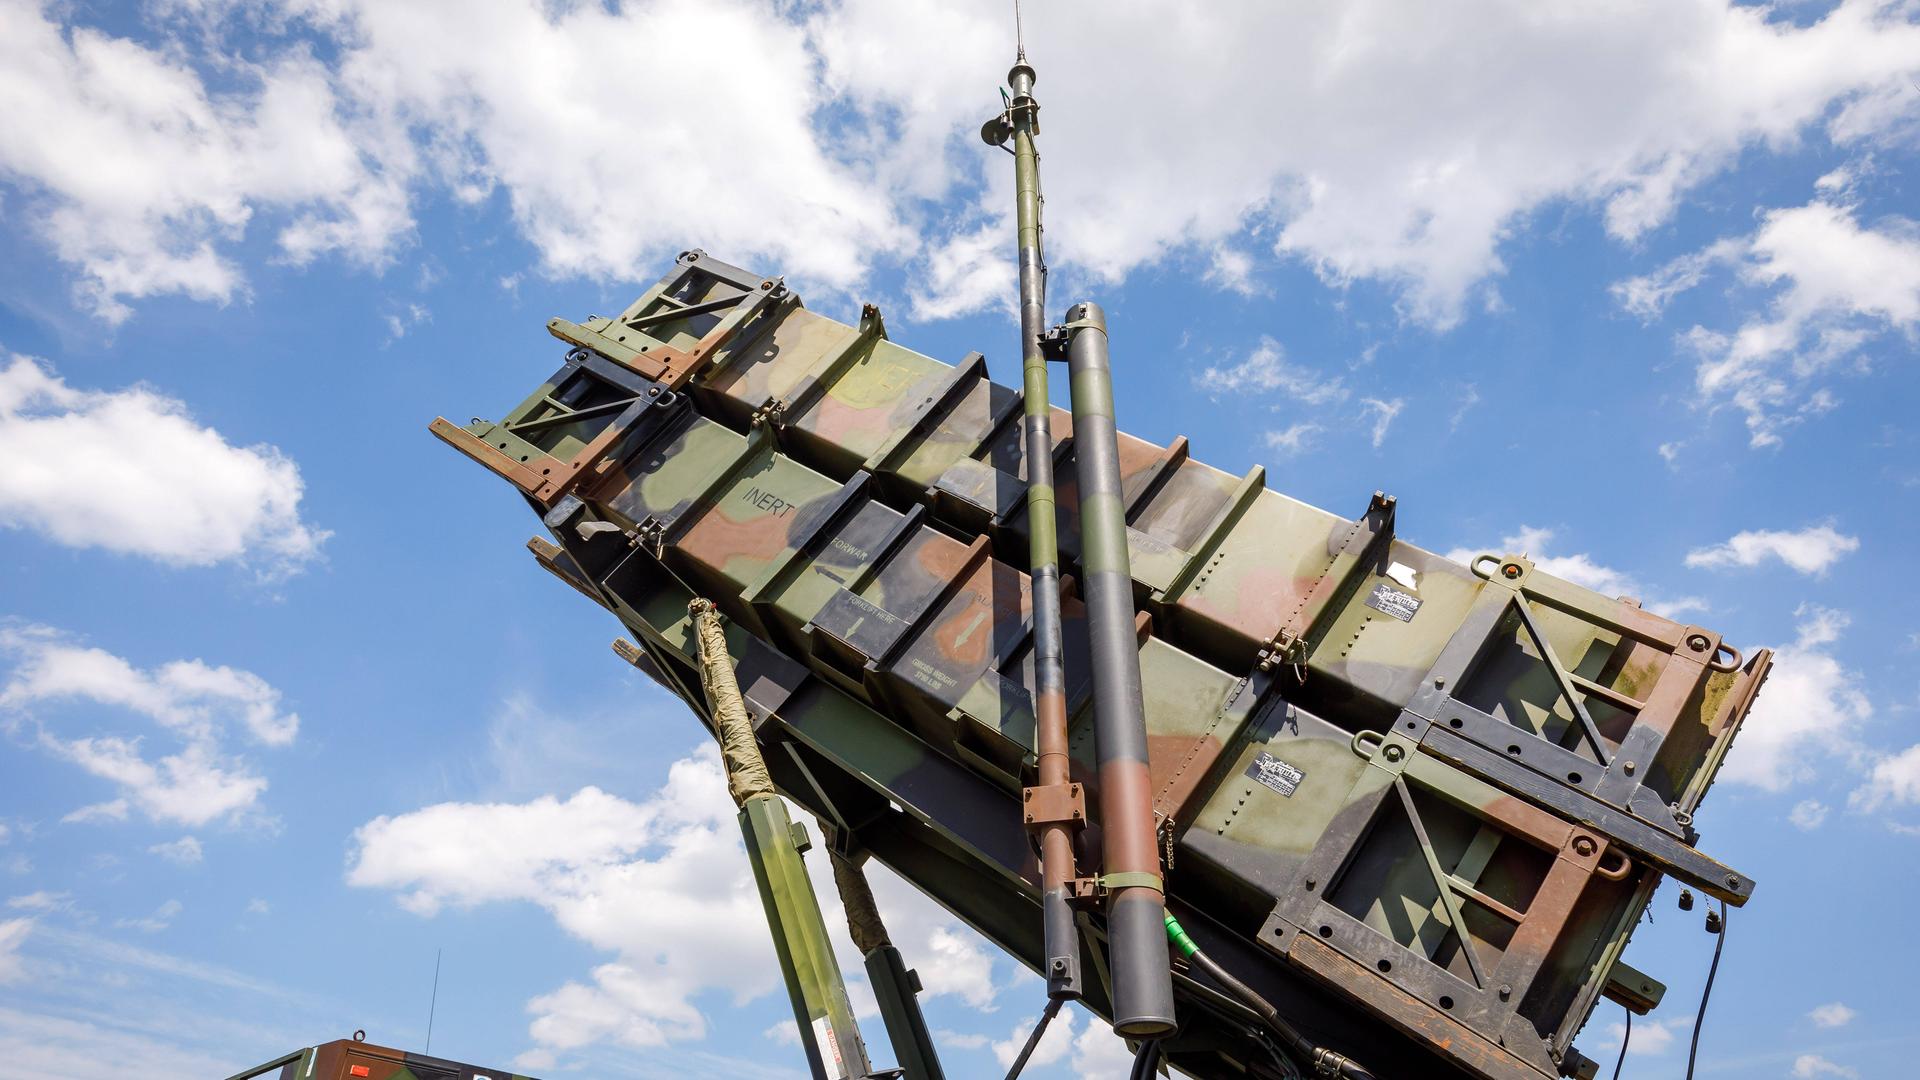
[[1002, 996, 1064, 1080], [1684, 900, 1727, 1080], [1129, 1038, 1162, 1080], [1612, 1005, 1631, 1080], [1186, 946, 1374, 1079]]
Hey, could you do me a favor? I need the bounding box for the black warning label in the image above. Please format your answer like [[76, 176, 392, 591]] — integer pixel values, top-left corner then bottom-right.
[[1245, 751, 1305, 798], [1364, 582, 1422, 623]]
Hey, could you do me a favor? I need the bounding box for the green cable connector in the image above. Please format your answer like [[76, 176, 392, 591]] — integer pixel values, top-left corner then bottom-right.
[[1164, 912, 1200, 959]]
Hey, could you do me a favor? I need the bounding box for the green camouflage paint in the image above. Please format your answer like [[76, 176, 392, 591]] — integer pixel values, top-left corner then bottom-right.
[[433, 249, 1770, 1080]]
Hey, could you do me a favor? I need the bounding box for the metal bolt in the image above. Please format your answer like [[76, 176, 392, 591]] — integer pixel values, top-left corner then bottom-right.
[[1501, 563, 1522, 579], [1434, 677, 1446, 689], [1304, 876, 1317, 890], [1726, 874, 1740, 889], [1498, 985, 1511, 1001], [1383, 744, 1405, 763], [1572, 836, 1597, 857], [1686, 633, 1710, 653], [1623, 760, 1636, 776]]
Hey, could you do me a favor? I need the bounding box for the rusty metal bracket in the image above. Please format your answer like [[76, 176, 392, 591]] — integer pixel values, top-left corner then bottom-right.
[[1021, 782, 1086, 831]]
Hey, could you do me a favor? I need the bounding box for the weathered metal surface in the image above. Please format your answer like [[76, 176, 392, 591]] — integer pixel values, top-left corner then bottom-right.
[[435, 252, 1767, 1080]]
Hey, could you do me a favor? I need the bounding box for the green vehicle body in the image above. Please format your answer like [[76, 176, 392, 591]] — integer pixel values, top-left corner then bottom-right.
[[433, 250, 1770, 1080]]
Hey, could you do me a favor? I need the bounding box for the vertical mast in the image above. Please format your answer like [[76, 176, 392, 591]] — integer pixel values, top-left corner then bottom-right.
[[986, 44, 1082, 1002]]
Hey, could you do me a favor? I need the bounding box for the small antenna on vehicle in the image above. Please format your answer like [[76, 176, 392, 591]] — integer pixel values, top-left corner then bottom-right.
[[425, 947, 442, 1054]]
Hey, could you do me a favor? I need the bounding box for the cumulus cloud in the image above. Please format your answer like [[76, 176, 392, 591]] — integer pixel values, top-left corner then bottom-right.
[[1443, 526, 1707, 620], [1718, 606, 1871, 792], [348, 746, 1007, 1063], [9, 1, 1917, 331], [1686, 524, 1860, 576], [1618, 196, 1920, 447], [0, 625, 297, 827], [1808, 1002, 1856, 1029], [822, 0, 1920, 323], [0, 355, 327, 576], [0, 0, 409, 322]]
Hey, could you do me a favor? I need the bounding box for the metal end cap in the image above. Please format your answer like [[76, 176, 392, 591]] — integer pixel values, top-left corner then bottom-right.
[[1009, 61, 1036, 88], [1112, 1015, 1177, 1039]]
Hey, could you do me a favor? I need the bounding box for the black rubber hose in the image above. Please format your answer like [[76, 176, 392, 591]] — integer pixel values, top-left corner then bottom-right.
[[1129, 1038, 1161, 1080]]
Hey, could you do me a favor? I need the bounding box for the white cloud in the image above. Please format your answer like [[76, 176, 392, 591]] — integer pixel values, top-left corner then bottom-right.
[[147, 837, 204, 866], [1808, 1002, 1856, 1029], [0, 918, 29, 983], [0, 624, 297, 827], [1071, 1012, 1139, 1076], [0, 0, 408, 322], [826, 0, 1920, 324], [244, 898, 269, 916], [1360, 396, 1404, 448], [1686, 524, 1859, 576], [4, 1, 1918, 332], [1793, 1053, 1860, 1079], [1599, 1015, 1688, 1056], [1850, 742, 1920, 813], [0, 1003, 239, 1080], [1719, 606, 1872, 792], [1204, 246, 1263, 297], [1443, 526, 1707, 620], [1198, 337, 1347, 403], [990, 1005, 1076, 1071], [294, 0, 908, 295], [0, 355, 327, 576], [6, 892, 70, 913], [349, 745, 1011, 1062], [381, 301, 431, 344], [1789, 800, 1830, 831], [114, 899, 182, 934], [1621, 196, 1920, 447], [1264, 423, 1322, 458], [1449, 385, 1480, 431]]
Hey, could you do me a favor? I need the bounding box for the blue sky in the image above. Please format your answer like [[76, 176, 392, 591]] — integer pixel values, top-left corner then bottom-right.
[[0, 1, 1917, 1077]]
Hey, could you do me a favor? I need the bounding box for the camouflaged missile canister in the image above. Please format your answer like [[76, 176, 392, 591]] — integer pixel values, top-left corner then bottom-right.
[[436, 250, 1771, 1080]]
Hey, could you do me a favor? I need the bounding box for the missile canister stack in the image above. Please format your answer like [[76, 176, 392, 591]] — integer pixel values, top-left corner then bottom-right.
[[431, 47, 1769, 1080]]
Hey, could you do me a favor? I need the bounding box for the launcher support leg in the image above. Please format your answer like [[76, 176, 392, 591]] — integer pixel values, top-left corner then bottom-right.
[[832, 849, 946, 1080], [692, 599, 873, 1080]]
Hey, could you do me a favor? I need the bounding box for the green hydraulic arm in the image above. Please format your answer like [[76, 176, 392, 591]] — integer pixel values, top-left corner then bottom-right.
[[690, 598, 943, 1080]]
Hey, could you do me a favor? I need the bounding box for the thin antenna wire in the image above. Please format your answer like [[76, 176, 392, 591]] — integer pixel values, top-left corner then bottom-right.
[[1014, 0, 1025, 60], [425, 947, 442, 1054]]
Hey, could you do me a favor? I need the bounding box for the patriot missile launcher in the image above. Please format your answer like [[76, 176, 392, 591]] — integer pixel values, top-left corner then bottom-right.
[[430, 46, 1766, 1080], [430, 242, 1766, 1079]]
